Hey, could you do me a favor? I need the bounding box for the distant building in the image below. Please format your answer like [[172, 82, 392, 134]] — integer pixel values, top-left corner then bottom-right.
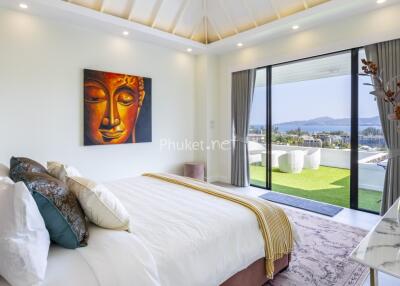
[[300, 135, 313, 141], [303, 138, 322, 148], [331, 135, 343, 144], [341, 135, 351, 144], [248, 134, 266, 144], [359, 135, 386, 148], [316, 134, 332, 145]]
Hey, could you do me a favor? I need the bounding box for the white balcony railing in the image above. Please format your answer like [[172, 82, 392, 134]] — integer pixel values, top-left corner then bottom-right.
[[249, 142, 386, 192]]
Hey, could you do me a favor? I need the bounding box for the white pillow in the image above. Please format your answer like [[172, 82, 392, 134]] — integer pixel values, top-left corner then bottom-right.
[[0, 163, 9, 177], [47, 161, 81, 183], [0, 164, 13, 184], [0, 177, 14, 184], [66, 176, 131, 232], [0, 181, 50, 286]]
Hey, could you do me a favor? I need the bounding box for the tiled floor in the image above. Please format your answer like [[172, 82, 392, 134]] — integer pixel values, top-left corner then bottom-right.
[[215, 182, 400, 286]]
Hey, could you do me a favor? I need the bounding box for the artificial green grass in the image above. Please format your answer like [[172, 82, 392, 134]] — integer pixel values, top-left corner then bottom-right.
[[250, 165, 381, 213]]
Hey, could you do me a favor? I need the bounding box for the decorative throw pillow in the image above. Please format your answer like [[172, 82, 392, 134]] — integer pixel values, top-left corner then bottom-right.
[[67, 176, 131, 231], [47, 161, 81, 183], [20, 172, 89, 249], [9, 157, 48, 182], [0, 180, 50, 286]]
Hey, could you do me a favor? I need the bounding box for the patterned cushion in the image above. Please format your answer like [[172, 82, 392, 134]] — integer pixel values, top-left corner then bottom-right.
[[9, 157, 48, 182], [20, 172, 89, 249]]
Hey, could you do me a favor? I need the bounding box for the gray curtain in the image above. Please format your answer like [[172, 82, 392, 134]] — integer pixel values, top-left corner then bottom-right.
[[366, 39, 400, 214], [231, 69, 256, 187]]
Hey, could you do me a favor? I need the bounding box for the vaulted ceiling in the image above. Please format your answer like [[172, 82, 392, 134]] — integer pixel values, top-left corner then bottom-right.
[[64, 0, 330, 44]]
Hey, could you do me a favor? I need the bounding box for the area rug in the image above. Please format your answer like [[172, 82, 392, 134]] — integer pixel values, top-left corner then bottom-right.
[[260, 192, 343, 217], [267, 207, 369, 286]]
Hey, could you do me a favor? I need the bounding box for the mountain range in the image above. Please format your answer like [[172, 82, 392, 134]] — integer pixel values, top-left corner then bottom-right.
[[274, 116, 380, 127]]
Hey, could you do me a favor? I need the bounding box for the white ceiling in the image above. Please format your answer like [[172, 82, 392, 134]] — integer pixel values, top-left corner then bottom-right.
[[64, 0, 329, 44], [0, 0, 398, 54]]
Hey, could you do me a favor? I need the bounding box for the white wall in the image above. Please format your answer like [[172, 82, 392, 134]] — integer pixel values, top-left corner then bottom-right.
[[215, 3, 400, 183], [0, 8, 196, 182], [194, 55, 220, 182]]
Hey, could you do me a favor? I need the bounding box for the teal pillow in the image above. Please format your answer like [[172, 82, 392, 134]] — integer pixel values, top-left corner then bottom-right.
[[21, 173, 89, 249]]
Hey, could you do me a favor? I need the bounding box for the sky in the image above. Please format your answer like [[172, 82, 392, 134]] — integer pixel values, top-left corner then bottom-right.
[[250, 75, 378, 125]]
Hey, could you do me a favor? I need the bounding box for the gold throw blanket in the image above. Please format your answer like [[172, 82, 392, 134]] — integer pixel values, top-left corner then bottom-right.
[[143, 173, 294, 279]]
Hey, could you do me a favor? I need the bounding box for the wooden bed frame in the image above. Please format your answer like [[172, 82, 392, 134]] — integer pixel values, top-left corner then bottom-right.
[[220, 254, 291, 286]]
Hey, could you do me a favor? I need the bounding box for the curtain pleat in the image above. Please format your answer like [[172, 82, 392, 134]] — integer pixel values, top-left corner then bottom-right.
[[231, 69, 256, 187], [366, 39, 400, 214]]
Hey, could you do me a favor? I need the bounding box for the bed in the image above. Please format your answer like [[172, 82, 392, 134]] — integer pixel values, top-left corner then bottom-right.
[[0, 175, 292, 286]]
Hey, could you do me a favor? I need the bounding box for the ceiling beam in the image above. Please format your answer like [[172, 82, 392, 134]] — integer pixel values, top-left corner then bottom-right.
[[127, 0, 136, 21], [99, 0, 106, 13], [207, 15, 222, 40], [268, 0, 281, 19], [302, 0, 309, 10], [242, 0, 258, 27], [171, 0, 191, 34], [203, 0, 208, 44], [150, 0, 164, 28], [189, 16, 203, 40], [218, 0, 239, 34]]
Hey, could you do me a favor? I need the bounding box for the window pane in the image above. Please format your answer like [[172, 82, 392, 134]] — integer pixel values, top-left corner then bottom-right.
[[249, 68, 267, 188], [271, 52, 352, 208], [358, 49, 385, 212]]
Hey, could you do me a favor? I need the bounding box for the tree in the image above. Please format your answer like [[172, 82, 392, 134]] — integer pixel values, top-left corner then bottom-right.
[[328, 130, 347, 136], [361, 127, 382, 136], [287, 128, 308, 136], [322, 142, 332, 148]]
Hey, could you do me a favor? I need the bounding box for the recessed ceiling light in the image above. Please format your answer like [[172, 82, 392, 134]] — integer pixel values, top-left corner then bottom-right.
[[377, 0, 386, 3], [237, 42, 243, 47], [19, 3, 28, 9], [292, 25, 300, 30], [122, 31, 129, 36], [186, 48, 193, 52]]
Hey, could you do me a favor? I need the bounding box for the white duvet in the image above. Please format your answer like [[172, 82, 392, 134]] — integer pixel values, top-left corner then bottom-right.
[[0, 176, 266, 286]]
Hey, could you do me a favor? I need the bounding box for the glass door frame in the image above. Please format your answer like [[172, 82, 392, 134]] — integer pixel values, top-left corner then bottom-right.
[[350, 48, 359, 210], [250, 48, 379, 214]]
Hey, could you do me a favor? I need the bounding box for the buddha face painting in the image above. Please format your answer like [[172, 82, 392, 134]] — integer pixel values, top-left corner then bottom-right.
[[84, 69, 151, 145]]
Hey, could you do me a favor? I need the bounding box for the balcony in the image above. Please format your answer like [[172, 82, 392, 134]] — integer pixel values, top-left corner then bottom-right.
[[250, 144, 385, 213]]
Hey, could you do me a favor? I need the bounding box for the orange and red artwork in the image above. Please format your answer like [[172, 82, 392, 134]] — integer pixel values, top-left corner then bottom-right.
[[84, 69, 152, 145]]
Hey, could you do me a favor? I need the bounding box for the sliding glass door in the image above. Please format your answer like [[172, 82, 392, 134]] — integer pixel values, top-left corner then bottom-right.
[[249, 68, 270, 189], [248, 48, 385, 213], [357, 49, 384, 213], [270, 52, 352, 208]]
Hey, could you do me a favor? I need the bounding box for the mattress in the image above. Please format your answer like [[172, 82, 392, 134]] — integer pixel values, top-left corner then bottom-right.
[[0, 176, 266, 286]]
